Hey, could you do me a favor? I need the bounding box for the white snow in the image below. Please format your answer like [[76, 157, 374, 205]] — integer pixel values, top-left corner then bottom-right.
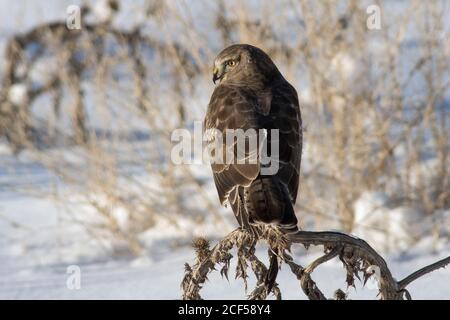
[[8, 83, 28, 106], [354, 191, 425, 252], [0, 0, 449, 300], [0, 176, 449, 299], [91, 0, 116, 24]]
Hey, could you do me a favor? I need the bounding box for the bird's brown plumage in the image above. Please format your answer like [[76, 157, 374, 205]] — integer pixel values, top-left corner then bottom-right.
[[204, 44, 302, 292]]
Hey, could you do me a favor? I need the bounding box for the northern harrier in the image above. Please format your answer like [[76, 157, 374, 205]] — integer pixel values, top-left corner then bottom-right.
[[204, 44, 302, 292]]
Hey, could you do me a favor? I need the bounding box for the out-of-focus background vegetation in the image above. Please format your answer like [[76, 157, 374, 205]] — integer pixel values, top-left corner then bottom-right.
[[0, 0, 448, 299]]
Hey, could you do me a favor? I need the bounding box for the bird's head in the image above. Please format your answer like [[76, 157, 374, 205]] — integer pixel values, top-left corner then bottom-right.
[[212, 44, 280, 86]]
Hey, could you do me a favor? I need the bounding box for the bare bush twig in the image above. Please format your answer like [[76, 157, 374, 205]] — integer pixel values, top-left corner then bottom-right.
[[181, 227, 450, 300]]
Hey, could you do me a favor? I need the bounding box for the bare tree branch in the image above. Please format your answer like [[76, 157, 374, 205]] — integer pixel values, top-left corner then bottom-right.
[[398, 256, 450, 290], [181, 227, 450, 300]]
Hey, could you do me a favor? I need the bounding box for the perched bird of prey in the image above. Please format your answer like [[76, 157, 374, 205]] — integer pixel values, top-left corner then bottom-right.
[[204, 44, 302, 292]]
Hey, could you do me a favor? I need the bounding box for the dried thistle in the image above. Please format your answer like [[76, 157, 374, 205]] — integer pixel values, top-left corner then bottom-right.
[[182, 228, 450, 300]]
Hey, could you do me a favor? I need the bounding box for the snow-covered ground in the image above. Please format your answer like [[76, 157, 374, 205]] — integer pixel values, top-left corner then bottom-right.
[[0, 0, 449, 300], [0, 191, 449, 300], [0, 147, 449, 300]]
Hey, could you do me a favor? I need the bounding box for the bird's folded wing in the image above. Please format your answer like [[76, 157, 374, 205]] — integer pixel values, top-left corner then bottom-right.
[[204, 85, 263, 206]]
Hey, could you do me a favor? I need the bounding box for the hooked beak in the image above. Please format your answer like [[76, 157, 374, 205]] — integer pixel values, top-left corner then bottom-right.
[[212, 65, 224, 84]]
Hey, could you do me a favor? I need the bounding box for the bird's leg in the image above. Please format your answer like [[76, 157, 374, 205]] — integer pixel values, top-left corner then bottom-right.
[[264, 247, 280, 296], [247, 222, 265, 242], [241, 224, 258, 242]]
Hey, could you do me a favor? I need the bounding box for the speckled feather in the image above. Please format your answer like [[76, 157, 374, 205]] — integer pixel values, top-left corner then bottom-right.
[[204, 44, 302, 231]]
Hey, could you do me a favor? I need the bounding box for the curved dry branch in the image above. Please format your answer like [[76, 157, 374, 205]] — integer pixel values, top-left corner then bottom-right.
[[287, 230, 450, 299], [398, 256, 450, 290], [0, 16, 200, 151], [181, 227, 450, 300], [287, 230, 401, 299]]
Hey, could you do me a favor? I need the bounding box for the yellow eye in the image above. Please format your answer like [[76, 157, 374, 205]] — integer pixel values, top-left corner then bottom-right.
[[227, 60, 236, 67]]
